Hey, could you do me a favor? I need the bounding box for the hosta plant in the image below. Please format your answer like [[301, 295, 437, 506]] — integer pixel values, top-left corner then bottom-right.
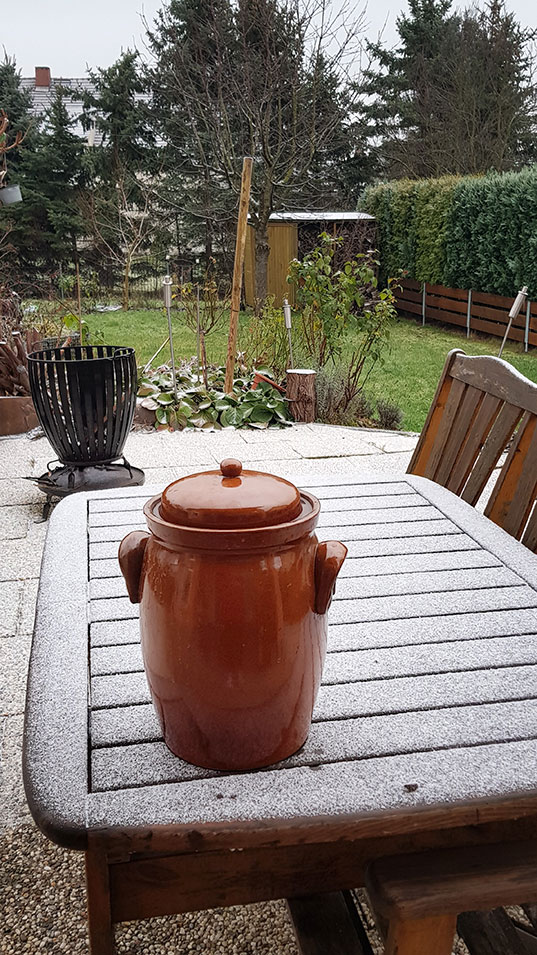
[[138, 363, 291, 431]]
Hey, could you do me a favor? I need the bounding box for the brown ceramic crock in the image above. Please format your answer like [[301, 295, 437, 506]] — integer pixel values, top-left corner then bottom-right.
[[118, 459, 347, 771]]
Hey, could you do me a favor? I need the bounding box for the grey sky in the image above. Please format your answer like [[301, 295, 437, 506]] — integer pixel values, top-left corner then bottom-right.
[[2, 0, 536, 78]]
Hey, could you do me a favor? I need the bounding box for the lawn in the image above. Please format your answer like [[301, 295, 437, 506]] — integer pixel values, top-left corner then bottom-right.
[[85, 308, 537, 433]]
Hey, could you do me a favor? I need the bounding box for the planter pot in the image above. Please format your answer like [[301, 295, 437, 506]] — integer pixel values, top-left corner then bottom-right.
[[0, 395, 39, 436], [0, 184, 23, 206], [27, 344, 144, 497]]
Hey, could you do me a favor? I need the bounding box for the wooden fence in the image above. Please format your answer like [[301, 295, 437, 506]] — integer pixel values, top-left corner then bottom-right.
[[397, 279, 537, 350]]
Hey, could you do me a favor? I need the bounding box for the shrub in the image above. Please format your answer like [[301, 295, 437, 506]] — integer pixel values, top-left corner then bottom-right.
[[360, 167, 537, 297], [239, 300, 295, 382], [315, 365, 375, 426], [376, 398, 403, 431]]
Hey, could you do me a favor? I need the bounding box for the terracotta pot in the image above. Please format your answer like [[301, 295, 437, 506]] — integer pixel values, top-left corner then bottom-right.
[[0, 395, 39, 436], [118, 459, 347, 771]]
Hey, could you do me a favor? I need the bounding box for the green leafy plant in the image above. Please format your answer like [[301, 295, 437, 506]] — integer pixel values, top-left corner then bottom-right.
[[361, 167, 537, 298], [239, 299, 294, 382], [138, 363, 291, 431], [315, 365, 376, 426], [287, 234, 398, 415]]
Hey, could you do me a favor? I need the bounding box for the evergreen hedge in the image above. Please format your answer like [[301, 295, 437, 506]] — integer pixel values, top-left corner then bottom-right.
[[361, 167, 537, 299]]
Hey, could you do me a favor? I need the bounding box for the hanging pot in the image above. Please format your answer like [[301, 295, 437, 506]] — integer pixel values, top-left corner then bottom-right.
[[0, 184, 23, 205], [119, 458, 347, 771]]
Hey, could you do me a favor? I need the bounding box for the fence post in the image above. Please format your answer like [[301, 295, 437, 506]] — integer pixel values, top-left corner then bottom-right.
[[466, 288, 472, 339], [525, 298, 531, 352], [422, 283, 426, 326]]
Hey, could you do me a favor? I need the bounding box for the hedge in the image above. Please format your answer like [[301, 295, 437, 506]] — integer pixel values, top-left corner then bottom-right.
[[360, 167, 537, 299]]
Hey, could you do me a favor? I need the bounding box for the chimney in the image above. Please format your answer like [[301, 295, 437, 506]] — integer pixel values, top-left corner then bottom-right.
[[35, 67, 51, 88]]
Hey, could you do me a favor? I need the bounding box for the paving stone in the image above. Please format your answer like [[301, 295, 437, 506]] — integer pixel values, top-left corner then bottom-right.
[[288, 436, 380, 458], [0, 505, 30, 540], [208, 440, 302, 463], [0, 714, 31, 831], [18, 581, 39, 636], [0, 539, 43, 582], [0, 478, 43, 507], [0, 582, 20, 638], [0, 436, 56, 480], [0, 633, 31, 715], [367, 432, 421, 454]]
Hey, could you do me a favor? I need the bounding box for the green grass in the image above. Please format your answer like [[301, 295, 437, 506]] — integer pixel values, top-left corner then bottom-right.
[[85, 308, 537, 433]]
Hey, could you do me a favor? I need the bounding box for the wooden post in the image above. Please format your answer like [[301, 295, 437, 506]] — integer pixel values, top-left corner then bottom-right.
[[225, 157, 253, 393], [286, 369, 316, 423], [422, 282, 427, 326], [385, 914, 457, 955], [85, 844, 115, 955], [525, 298, 531, 353], [466, 288, 472, 338]]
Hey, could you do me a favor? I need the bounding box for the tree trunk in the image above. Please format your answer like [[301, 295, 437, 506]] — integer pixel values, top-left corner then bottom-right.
[[286, 369, 316, 423], [254, 221, 270, 308]]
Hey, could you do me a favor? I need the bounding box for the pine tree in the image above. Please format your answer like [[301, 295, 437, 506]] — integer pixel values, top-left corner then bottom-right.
[[4, 85, 86, 280], [356, 0, 536, 179]]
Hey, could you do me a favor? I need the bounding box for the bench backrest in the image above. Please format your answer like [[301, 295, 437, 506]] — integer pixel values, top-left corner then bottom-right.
[[408, 349, 537, 551]]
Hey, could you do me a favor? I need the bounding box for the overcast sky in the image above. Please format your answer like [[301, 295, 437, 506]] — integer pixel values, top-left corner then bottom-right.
[[2, 0, 536, 78]]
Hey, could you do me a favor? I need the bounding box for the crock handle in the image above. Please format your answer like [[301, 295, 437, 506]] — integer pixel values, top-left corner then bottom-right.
[[118, 531, 149, 604], [314, 540, 348, 615]]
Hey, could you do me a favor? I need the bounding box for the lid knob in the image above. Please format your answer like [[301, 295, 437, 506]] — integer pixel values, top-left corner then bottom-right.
[[220, 458, 242, 479]]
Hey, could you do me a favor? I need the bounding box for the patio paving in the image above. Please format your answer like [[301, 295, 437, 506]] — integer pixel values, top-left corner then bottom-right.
[[0, 422, 417, 954]]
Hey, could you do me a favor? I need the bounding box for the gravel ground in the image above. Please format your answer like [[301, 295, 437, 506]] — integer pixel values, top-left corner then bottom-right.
[[1, 826, 474, 954], [1, 826, 300, 955]]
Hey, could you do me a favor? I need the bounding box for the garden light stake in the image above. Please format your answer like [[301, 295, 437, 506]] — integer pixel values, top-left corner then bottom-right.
[[499, 286, 528, 358], [283, 298, 294, 368], [163, 262, 177, 400]]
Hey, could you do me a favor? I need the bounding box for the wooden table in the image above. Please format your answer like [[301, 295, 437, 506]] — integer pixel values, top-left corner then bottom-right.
[[23, 474, 537, 954]]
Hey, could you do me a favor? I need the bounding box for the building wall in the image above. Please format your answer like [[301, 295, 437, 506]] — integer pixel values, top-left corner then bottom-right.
[[244, 223, 298, 307]]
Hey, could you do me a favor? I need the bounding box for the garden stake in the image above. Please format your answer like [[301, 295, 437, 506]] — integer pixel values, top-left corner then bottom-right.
[[143, 337, 170, 375], [225, 156, 253, 393], [196, 282, 201, 383], [283, 298, 294, 368], [499, 285, 527, 358], [163, 266, 177, 400]]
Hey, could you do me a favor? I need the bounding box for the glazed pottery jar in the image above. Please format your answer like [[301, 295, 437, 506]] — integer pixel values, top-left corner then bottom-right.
[[118, 459, 347, 771]]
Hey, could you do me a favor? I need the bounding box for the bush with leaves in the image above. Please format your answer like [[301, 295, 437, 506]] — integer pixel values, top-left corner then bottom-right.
[[361, 167, 537, 298], [138, 363, 291, 431], [376, 399, 403, 431], [239, 299, 295, 382], [287, 234, 397, 416]]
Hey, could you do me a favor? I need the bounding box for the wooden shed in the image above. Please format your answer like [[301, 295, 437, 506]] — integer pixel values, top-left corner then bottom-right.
[[243, 211, 376, 307]]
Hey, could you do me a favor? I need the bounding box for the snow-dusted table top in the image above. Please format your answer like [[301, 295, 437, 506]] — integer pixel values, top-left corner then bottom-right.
[[23, 474, 537, 851]]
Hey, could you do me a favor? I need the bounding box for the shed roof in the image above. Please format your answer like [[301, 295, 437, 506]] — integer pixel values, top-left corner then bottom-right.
[[269, 211, 374, 222]]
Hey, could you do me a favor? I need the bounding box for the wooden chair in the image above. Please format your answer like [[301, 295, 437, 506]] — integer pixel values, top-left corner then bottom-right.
[[408, 349, 537, 551], [365, 840, 537, 955]]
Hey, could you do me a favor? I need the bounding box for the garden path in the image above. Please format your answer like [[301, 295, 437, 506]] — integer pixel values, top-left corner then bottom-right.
[[0, 422, 416, 954]]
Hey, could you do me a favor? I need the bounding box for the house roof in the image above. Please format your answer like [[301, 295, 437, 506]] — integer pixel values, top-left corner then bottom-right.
[[21, 73, 147, 145]]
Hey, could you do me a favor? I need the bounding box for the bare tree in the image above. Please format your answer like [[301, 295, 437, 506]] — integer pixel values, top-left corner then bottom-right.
[[147, 0, 364, 302], [81, 166, 169, 309]]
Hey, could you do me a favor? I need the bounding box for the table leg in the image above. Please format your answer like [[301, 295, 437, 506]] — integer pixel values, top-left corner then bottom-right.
[[85, 847, 115, 955], [385, 913, 457, 955]]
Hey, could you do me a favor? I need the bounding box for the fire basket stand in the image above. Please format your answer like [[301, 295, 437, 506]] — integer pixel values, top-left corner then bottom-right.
[[28, 345, 144, 513]]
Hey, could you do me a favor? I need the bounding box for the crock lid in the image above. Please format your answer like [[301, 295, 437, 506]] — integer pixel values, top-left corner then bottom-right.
[[159, 459, 302, 529]]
